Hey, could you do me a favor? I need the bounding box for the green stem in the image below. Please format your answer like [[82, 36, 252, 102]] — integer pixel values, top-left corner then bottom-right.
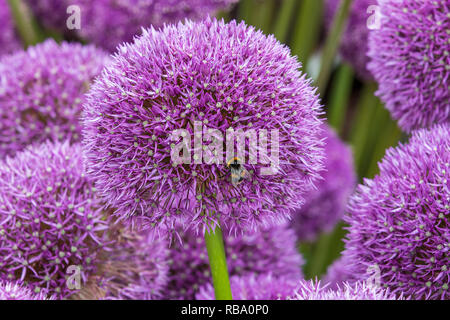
[[327, 63, 354, 134], [272, 0, 296, 43], [291, 0, 323, 66], [316, 0, 353, 95], [7, 0, 43, 47], [204, 226, 233, 300]]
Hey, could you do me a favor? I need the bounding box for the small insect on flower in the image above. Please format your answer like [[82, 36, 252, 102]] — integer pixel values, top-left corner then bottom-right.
[[227, 157, 250, 187]]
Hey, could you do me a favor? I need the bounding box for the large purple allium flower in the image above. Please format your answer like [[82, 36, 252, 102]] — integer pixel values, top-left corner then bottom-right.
[[0, 0, 21, 56], [83, 18, 324, 237], [344, 124, 450, 300], [0, 40, 108, 158], [0, 281, 51, 300], [325, 0, 376, 79], [196, 273, 299, 300], [291, 124, 356, 241], [28, 0, 239, 51], [0, 141, 111, 299], [163, 223, 304, 299], [197, 276, 398, 300], [71, 228, 169, 300], [367, 0, 450, 132]]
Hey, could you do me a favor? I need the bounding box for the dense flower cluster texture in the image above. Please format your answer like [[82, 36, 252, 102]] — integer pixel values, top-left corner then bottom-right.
[[0, 141, 110, 299], [0, 40, 108, 158], [28, 0, 239, 51], [367, 0, 450, 132], [83, 18, 324, 236], [325, 0, 377, 79], [0, 281, 50, 300], [163, 223, 303, 299], [72, 229, 169, 300], [291, 124, 355, 241], [344, 124, 450, 300], [0, 0, 21, 56], [197, 276, 398, 300]]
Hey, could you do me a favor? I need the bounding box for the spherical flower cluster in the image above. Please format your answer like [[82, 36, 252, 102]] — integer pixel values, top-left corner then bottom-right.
[[0, 0, 21, 56], [292, 280, 398, 300], [0, 39, 109, 158], [367, 0, 450, 132], [197, 276, 398, 300], [0, 141, 110, 299], [83, 18, 325, 237], [71, 228, 169, 300], [163, 223, 304, 299], [0, 281, 51, 300], [28, 0, 239, 51], [196, 273, 299, 300], [291, 124, 355, 241], [344, 124, 450, 300], [325, 0, 377, 79]]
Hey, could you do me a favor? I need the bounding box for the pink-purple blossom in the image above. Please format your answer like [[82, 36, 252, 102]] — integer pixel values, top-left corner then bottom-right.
[[82, 18, 324, 237], [0, 0, 21, 56], [0, 281, 52, 300]]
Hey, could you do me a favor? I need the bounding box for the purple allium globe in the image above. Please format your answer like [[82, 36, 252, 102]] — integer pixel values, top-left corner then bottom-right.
[[344, 124, 450, 300], [325, 0, 377, 80], [28, 0, 239, 51], [291, 124, 356, 241], [0, 281, 51, 300], [197, 276, 398, 300], [196, 273, 299, 300], [72, 228, 169, 300], [0, 39, 109, 158], [0, 0, 22, 56], [163, 223, 304, 299], [367, 0, 450, 132], [83, 18, 325, 237], [0, 141, 111, 299]]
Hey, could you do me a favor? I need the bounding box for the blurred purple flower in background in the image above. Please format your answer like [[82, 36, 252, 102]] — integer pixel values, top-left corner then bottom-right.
[[83, 18, 324, 237], [0, 141, 111, 299], [344, 124, 450, 299], [163, 223, 303, 299], [0, 40, 108, 158], [367, 0, 450, 132], [325, 0, 377, 80], [28, 0, 239, 51], [0, 281, 52, 300], [291, 124, 356, 242], [322, 254, 358, 290], [0, 0, 22, 56]]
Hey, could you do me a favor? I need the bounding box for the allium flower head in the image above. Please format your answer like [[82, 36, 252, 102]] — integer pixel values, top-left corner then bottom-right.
[[325, 0, 377, 79], [28, 0, 239, 51], [0, 40, 109, 158], [197, 277, 398, 300], [344, 124, 450, 299], [196, 273, 299, 300], [71, 228, 169, 300], [367, 0, 450, 132], [291, 124, 356, 241], [0, 141, 111, 299], [0, 0, 21, 56], [163, 223, 304, 299], [83, 18, 324, 237], [0, 281, 51, 300]]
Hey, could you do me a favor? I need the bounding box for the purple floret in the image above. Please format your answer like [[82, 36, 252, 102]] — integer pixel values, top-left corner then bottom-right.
[[291, 124, 356, 241], [0, 40, 109, 158], [325, 0, 377, 80], [0, 141, 111, 299], [163, 223, 304, 299], [0, 0, 21, 55], [344, 124, 450, 300], [367, 0, 450, 132], [0, 281, 52, 300], [28, 0, 239, 51], [83, 18, 324, 238]]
